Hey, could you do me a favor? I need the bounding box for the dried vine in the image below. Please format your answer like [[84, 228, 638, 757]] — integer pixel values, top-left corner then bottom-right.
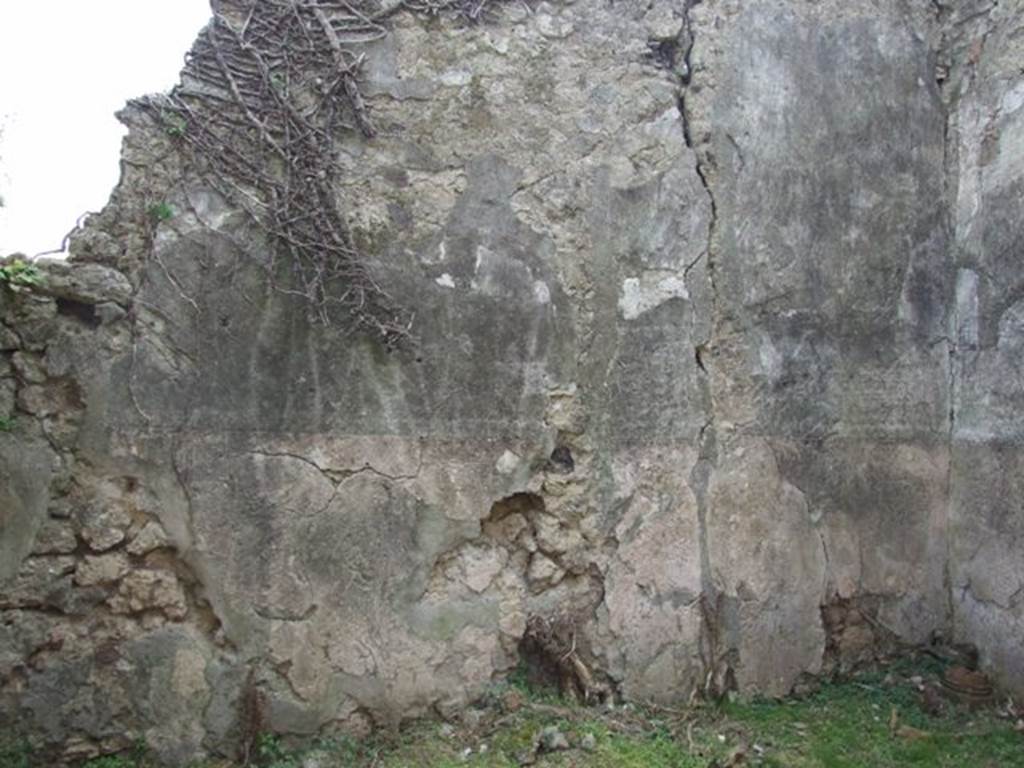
[[523, 615, 610, 704], [141, 0, 504, 344]]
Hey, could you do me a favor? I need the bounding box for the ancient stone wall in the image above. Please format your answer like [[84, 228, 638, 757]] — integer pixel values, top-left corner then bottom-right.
[[1, 0, 1021, 763]]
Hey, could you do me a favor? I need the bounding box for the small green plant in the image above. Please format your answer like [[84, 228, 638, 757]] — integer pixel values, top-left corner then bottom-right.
[[83, 756, 136, 768], [161, 111, 187, 138], [254, 733, 299, 768], [148, 202, 175, 222], [0, 736, 31, 768], [0, 416, 14, 433], [0, 259, 42, 288]]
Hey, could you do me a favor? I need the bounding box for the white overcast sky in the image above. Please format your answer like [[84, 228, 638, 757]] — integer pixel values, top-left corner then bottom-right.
[[0, 1, 212, 256]]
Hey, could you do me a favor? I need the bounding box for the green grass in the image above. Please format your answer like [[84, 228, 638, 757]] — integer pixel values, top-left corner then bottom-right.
[[719, 671, 1024, 768], [0, 738, 30, 768], [82, 757, 138, 768], [5, 661, 1022, 768]]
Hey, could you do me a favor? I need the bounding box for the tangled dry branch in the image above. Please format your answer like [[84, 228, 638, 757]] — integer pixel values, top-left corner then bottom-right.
[[141, 0, 504, 344], [524, 615, 610, 704]]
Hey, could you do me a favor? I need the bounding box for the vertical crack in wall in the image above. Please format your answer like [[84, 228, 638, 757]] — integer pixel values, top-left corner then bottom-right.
[[932, 0, 1001, 649], [944, 301, 958, 633], [928, 0, 963, 657], [674, 0, 728, 696]]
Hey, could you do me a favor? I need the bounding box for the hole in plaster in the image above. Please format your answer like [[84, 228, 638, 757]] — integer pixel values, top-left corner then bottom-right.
[[517, 615, 610, 704], [694, 345, 707, 373], [482, 492, 545, 533], [517, 625, 567, 695], [647, 38, 681, 70], [56, 298, 100, 328], [548, 445, 574, 474], [819, 596, 906, 676]]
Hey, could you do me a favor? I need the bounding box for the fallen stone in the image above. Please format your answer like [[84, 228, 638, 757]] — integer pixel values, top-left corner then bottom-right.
[[515, 747, 537, 766], [501, 688, 526, 713], [301, 749, 332, 768], [539, 726, 570, 752], [460, 708, 485, 729]]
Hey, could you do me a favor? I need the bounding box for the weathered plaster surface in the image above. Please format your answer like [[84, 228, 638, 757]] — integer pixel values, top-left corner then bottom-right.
[[0, 0, 1022, 763], [943, 0, 1024, 697]]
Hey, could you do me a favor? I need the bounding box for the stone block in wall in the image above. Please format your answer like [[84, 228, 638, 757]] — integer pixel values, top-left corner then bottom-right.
[[0, 325, 20, 351], [0, 378, 14, 420], [0, 433, 55, 582], [108, 570, 188, 621], [30, 520, 78, 556], [36, 260, 134, 307], [1, 294, 56, 351]]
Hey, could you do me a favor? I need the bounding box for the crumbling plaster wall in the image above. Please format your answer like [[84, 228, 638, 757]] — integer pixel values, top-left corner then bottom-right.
[[943, 0, 1024, 697], [0, 0, 1022, 763]]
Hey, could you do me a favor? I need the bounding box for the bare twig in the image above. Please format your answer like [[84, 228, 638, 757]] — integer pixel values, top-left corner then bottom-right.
[[136, 0, 505, 343]]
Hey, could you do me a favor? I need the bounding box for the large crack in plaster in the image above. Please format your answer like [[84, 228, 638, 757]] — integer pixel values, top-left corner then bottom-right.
[[934, 0, 1003, 653], [248, 448, 424, 485], [676, 0, 728, 696]]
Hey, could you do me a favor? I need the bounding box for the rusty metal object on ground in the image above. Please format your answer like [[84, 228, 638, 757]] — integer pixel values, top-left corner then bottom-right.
[[941, 666, 994, 705]]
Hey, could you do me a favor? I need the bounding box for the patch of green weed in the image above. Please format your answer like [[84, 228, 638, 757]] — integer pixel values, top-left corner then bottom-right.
[[0, 737, 31, 768], [161, 111, 187, 138], [84, 756, 137, 768], [0, 259, 42, 289], [721, 669, 1023, 767], [147, 202, 175, 222], [13, 664, 1024, 768]]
